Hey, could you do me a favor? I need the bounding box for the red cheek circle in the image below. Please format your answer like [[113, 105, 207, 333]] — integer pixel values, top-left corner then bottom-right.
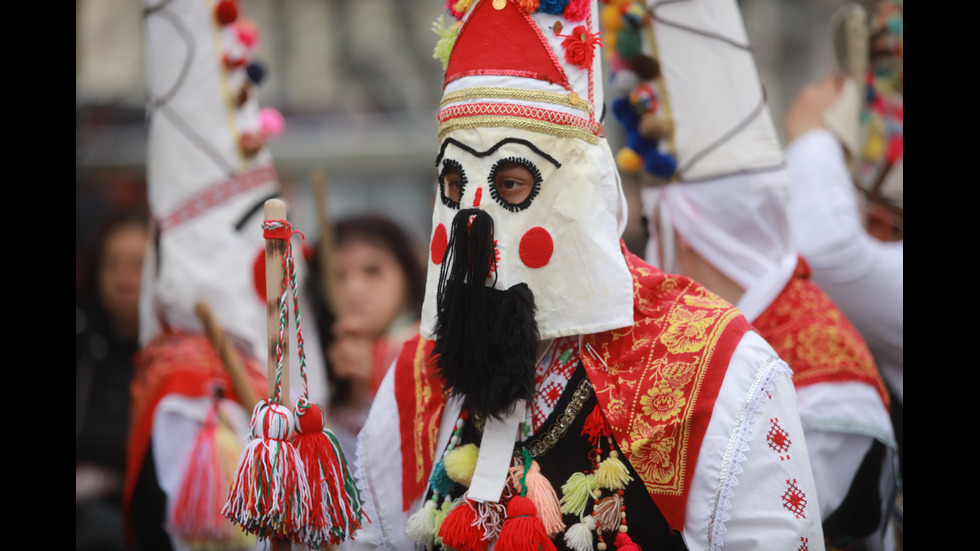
[[252, 248, 266, 301], [519, 227, 553, 268], [431, 223, 448, 265]]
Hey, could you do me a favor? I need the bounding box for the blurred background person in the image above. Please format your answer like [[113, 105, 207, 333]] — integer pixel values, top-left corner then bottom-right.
[[315, 214, 425, 453], [76, 211, 149, 551]]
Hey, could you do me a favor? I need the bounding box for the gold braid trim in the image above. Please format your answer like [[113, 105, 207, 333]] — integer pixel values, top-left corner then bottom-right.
[[439, 116, 601, 145], [441, 87, 591, 114]]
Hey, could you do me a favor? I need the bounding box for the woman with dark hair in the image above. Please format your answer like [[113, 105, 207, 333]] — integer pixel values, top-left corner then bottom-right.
[[315, 214, 424, 450]]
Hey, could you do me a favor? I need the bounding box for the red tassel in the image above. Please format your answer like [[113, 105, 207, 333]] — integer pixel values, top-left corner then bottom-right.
[[223, 400, 312, 540], [439, 499, 490, 551], [496, 496, 557, 551], [291, 401, 365, 547], [170, 406, 252, 548], [614, 531, 642, 551], [582, 404, 611, 448]]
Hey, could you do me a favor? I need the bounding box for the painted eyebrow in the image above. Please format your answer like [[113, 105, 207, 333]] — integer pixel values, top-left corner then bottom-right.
[[435, 137, 562, 169]]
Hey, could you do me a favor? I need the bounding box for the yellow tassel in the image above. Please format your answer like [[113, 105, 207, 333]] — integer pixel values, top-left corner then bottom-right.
[[444, 443, 479, 487], [594, 451, 632, 490]]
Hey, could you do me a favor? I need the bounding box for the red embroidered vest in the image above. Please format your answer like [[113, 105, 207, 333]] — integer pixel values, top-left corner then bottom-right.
[[752, 257, 890, 409], [392, 246, 751, 530]]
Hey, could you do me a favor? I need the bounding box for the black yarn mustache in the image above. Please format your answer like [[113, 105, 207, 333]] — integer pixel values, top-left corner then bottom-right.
[[432, 209, 539, 421]]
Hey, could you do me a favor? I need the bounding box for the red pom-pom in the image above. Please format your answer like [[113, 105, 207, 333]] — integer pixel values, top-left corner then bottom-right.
[[561, 25, 602, 70], [215, 0, 239, 25], [439, 500, 489, 551], [496, 496, 556, 551], [615, 531, 642, 551]]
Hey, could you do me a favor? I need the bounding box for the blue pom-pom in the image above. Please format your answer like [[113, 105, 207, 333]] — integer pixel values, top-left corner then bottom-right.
[[538, 0, 569, 15], [430, 460, 455, 496], [246, 61, 267, 85]]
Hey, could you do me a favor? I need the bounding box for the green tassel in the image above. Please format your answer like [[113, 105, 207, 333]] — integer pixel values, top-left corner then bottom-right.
[[560, 472, 595, 516]]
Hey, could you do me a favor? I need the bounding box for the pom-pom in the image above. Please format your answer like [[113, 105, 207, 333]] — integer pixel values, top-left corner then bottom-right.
[[235, 85, 251, 108], [601, 4, 624, 33], [407, 499, 439, 546], [564, 515, 597, 551], [517, 0, 541, 12], [445, 0, 466, 20], [235, 19, 260, 50], [621, 1, 649, 29], [560, 472, 595, 516], [615, 27, 642, 60], [539, 0, 570, 15], [260, 108, 286, 138], [439, 500, 490, 551], [291, 400, 365, 546], [444, 443, 479, 486], [223, 400, 312, 540], [239, 132, 265, 157], [495, 496, 557, 551], [433, 499, 454, 547], [509, 462, 565, 537], [170, 407, 254, 549], [215, 0, 239, 26], [432, 15, 461, 71], [593, 494, 623, 532], [614, 531, 642, 551], [452, 0, 477, 17], [561, 25, 603, 70], [246, 61, 267, 85], [615, 141, 656, 173], [594, 453, 633, 490], [564, 0, 590, 21], [430, 459, 456, 496]]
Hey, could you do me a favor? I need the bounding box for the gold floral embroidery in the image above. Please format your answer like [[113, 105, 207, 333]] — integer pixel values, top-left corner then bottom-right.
[[660, 307, 719, 354], [640, 384, 687, 421], [630, 429, 677, 485], [661, 360, 696, 389]]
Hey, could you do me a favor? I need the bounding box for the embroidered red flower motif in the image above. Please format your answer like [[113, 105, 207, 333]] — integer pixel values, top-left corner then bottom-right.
[[782, 478, 807, 519], [561, 25, 602, 70]]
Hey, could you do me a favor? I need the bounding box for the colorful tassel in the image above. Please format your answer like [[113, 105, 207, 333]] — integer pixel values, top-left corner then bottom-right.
[[432, 15, 461, 71], [508, 461, 565, 537], [223, 400, 312, 541], [291, 400, 364, 547], [593, 494, 623, 533], [614, 531, 642, 551], [495, 496, 557, 551], [439, 499, 490, 551], [564, 515, 597, 551], [563, 0, 590, 21], [215, 0, 239, 25], [170, 404, 253, 549], [433, 498, 454, 547], [406, 499, 439, 546], [560, 472, 595, 516], [581, 405, 611, 448], [594, 450, 632, 490], [444, 443, 479, 486], [259, 107, 286, 138]]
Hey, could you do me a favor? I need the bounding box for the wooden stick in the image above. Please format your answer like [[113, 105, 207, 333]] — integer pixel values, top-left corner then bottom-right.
[[311, 167, 337, 312], [194, 301, 259, 410], [263, 198, 291, 551], [264, 198, 289, 403]]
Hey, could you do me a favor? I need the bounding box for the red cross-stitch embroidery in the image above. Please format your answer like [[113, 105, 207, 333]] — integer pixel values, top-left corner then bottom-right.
[[797, 537, 809, 551], [530, 337, 579, 430], [767, 417, 791, 460], [782, 479, 807, 519]]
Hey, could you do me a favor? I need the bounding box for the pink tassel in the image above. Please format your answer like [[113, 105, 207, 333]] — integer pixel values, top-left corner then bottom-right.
[[495, 496, 557, 551], [223, 400, 312, 541], [614, 531, 642, 551], [291, 400, 364, 546], [508, 461, 565, 537], [170, 406, 252, 548]]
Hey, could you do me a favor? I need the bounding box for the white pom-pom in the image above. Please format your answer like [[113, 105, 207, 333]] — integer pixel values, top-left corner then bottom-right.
[[406, 500, 438, 546]]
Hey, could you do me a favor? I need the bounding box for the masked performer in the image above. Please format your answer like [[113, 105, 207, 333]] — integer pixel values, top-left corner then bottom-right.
[[355, 1, 823, 549]]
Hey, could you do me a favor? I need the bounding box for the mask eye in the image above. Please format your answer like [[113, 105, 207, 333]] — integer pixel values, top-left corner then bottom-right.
[[439, 160, 466, 209], [488, 157, 541, 212]]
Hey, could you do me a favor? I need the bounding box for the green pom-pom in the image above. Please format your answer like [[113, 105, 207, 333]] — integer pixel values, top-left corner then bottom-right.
[[560, 472, 595, 516], [432, 15, 460, 71], [430, 459, 455, 496], [616, 27, 642, 60], [432, 499, 454, 547]]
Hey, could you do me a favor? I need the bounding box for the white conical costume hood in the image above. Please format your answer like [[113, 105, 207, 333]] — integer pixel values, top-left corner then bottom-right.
[[420, 0, 634, 341], [140, 0, 326, 403]]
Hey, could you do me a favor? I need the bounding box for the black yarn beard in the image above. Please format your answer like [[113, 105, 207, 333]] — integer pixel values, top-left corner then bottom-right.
[[432, 209, 539, 421]]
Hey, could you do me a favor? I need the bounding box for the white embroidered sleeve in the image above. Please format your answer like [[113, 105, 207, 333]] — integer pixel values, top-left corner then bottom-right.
[[683, 331, 824, 551]]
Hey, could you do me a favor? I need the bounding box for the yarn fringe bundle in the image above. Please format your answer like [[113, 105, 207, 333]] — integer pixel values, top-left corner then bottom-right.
[[169, 402, 254, 550]]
